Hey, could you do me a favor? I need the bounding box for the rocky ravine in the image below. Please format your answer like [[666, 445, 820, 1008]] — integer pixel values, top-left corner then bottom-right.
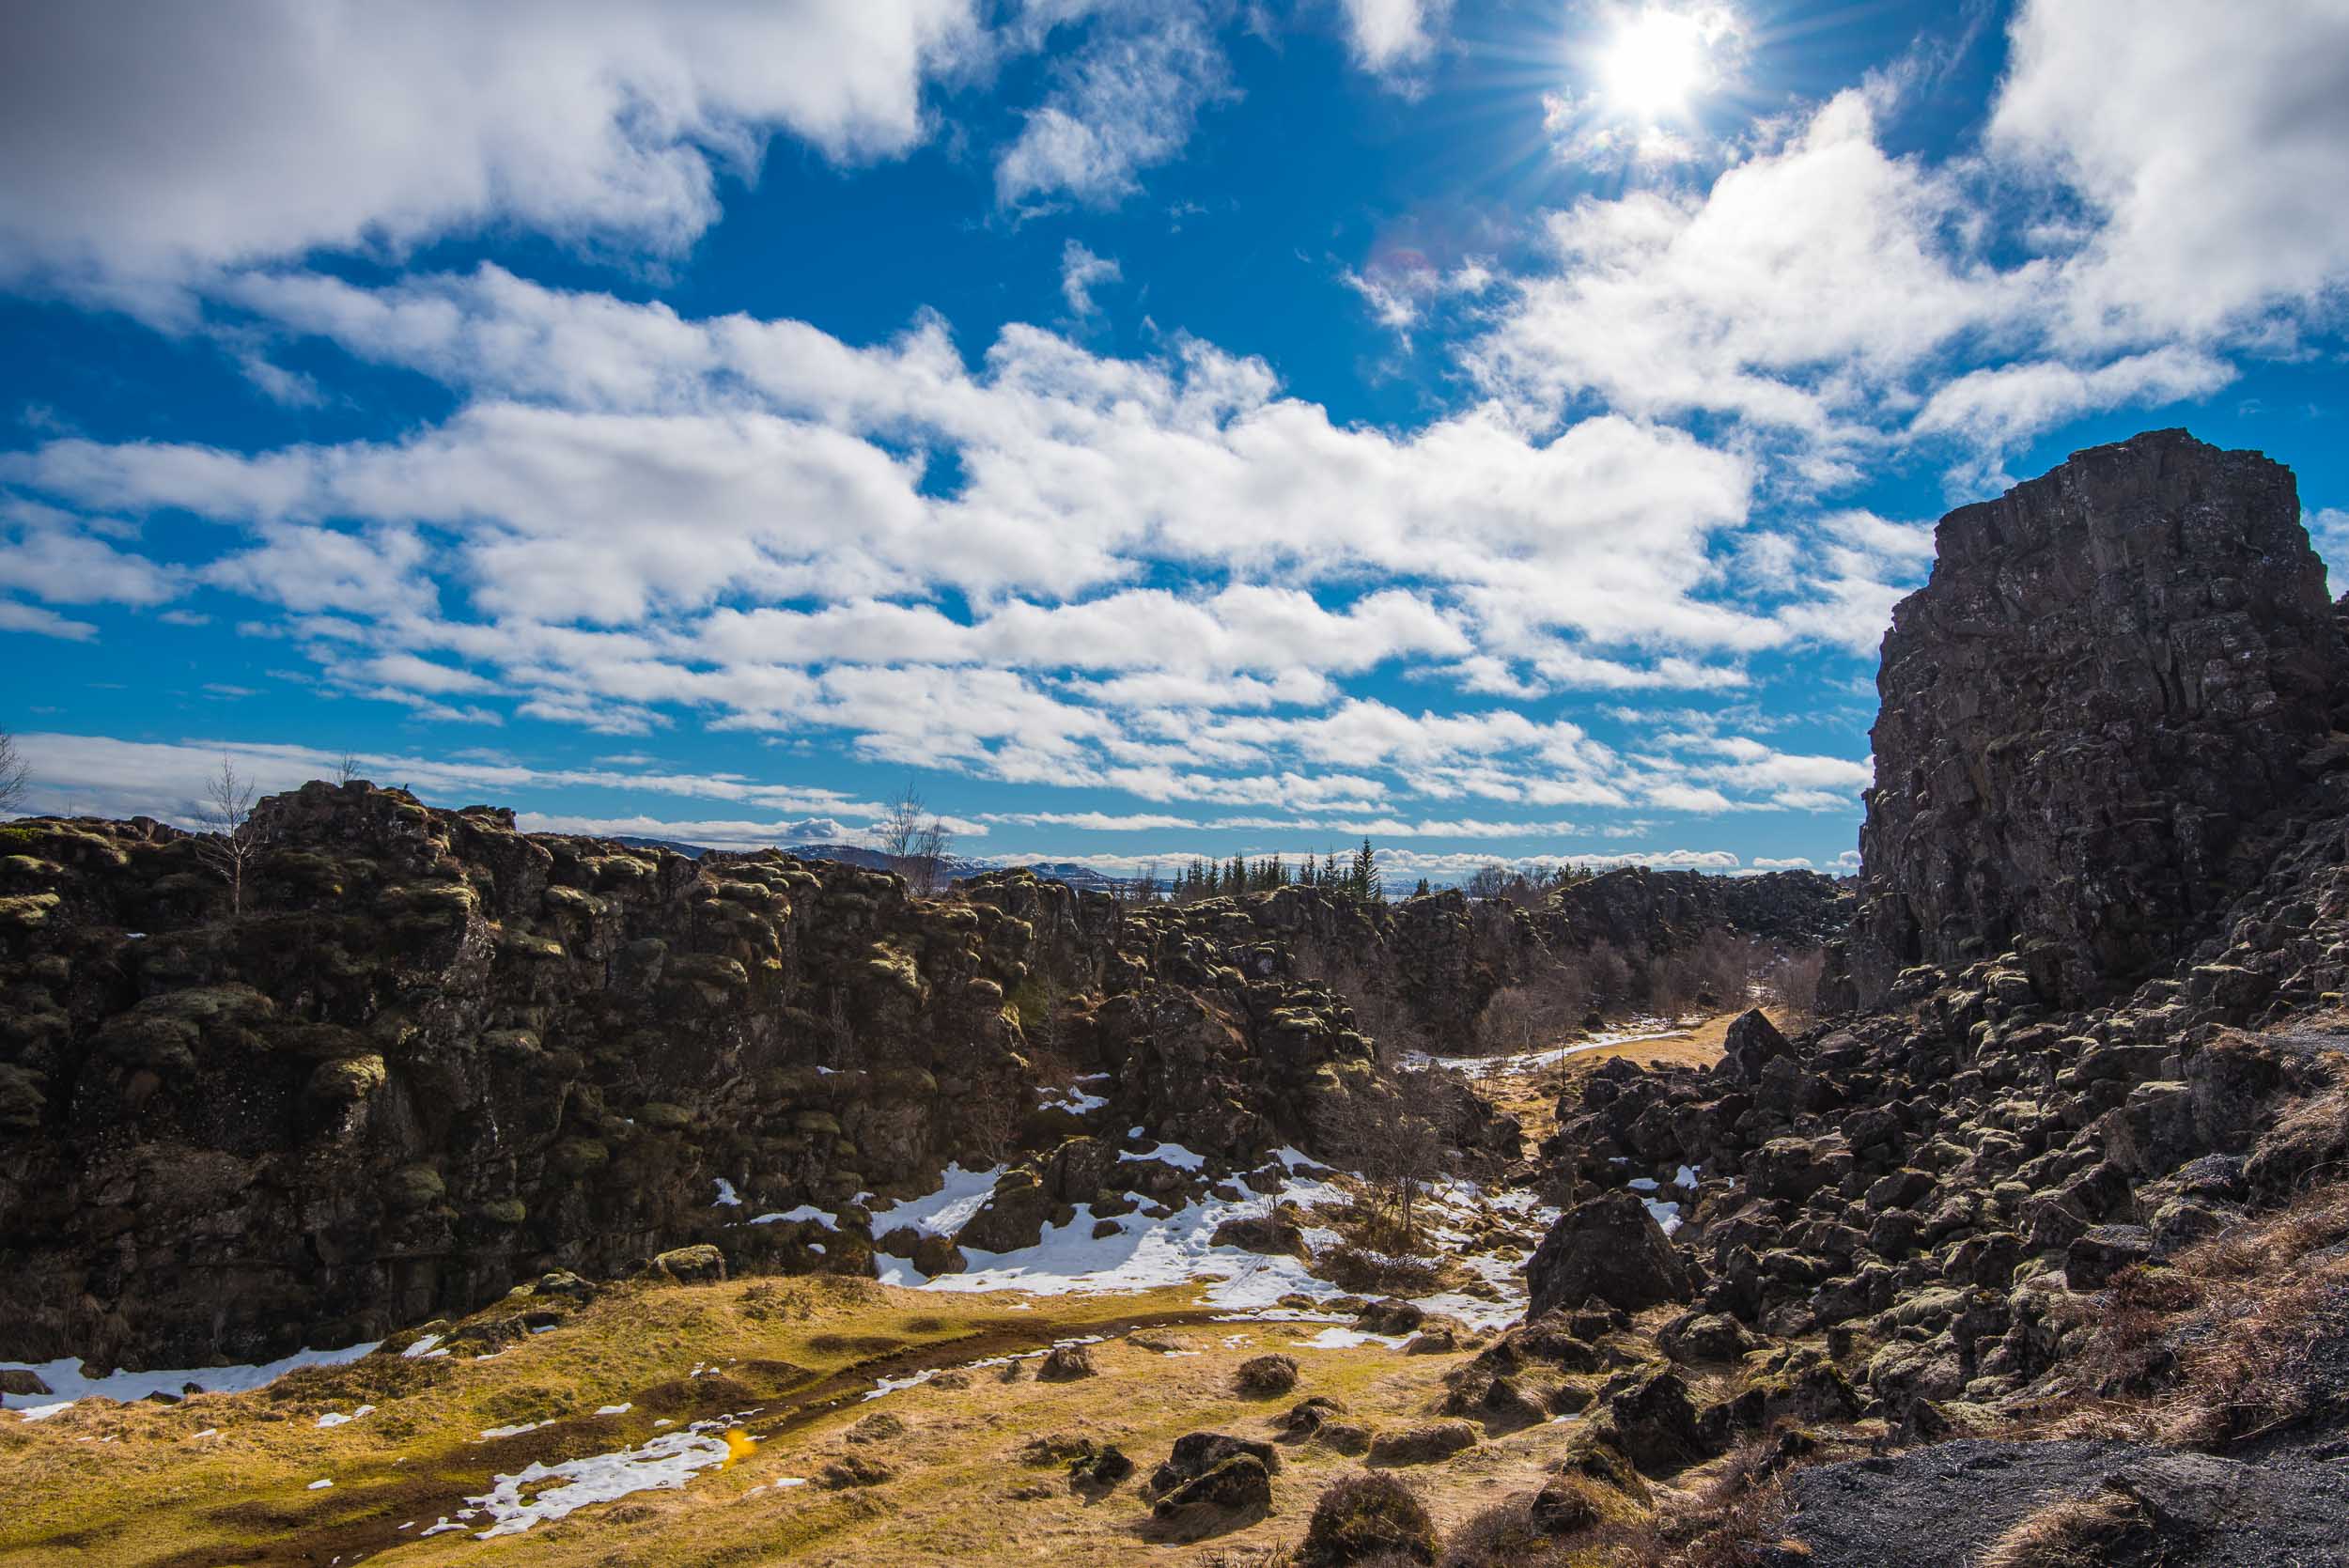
[[0, 780, 1837, 1373]]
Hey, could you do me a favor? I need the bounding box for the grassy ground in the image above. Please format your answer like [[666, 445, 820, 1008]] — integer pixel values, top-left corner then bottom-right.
[[0, 1272, 1579, 1567], [4, 1013, 1766, 1566]]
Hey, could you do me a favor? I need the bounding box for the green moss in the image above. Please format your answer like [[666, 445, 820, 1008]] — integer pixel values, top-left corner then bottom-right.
[[477, 1197, 528, 1225], [550, 1138, 609, 1177], [542, 884, 605, 915], [308, 1054, 387, 1100], [386, 1164, 446, 1210], [638, 1101, 693, 1130], [0, 893, 61, 928]]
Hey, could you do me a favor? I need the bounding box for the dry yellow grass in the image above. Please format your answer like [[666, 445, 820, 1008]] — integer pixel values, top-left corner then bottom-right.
[[0, 1273, 1573, 1567]]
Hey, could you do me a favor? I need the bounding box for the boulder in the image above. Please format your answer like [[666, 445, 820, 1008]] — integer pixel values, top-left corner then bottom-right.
[[1296, 1470, 1438, 1566], [1528, 1190, 1692, 1318], [1721, 1008, 1793, 1083]]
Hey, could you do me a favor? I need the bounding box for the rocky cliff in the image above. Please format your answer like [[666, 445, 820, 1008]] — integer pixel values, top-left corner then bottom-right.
[[1853, 429, 2343, 1006], [1506, 430, 2349, 1563], [0, 784, 1500, 1370]]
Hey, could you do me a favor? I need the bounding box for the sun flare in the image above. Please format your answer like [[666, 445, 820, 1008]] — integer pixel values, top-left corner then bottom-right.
[[1599, 8, 1713, 117]]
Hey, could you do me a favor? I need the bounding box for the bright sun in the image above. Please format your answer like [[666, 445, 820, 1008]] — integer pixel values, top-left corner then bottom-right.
[[1599, 8, 1712, 118]]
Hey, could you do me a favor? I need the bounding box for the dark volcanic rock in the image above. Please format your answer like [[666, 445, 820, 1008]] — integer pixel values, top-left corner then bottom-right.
[[1853, 430, 2341, 1006], [1778, 1438, 2349, 1568], [0, 784, 1517, 1371], [1527, 1189, 1692, 1318], [1720, 1007, 1792, 1083]]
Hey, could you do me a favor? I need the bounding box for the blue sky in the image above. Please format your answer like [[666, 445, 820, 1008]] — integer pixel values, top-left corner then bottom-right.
[[3, 0, 2347, 886]]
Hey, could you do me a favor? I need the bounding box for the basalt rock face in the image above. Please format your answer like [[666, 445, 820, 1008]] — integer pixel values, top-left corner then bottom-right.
[[1853, 429, 2342, 1007], [0, 784, 1475, 1371], [1544, 867, 1850, 957]]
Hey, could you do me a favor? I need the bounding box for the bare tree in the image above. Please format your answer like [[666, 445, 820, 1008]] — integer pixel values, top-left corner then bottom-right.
[[1328, 1088, 1445, 1250], [196, 754, 264, 917], [333, 750, 363, 785], [0, 730, 26, 817], [875, 778, 953, 895]]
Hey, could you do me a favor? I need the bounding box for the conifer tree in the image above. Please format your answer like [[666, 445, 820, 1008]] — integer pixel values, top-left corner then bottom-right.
[[1414, 877, 1431, 896]]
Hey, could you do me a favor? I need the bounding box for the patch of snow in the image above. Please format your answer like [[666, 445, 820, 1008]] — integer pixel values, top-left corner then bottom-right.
[[1039, 1084, 1109, 1114], [401, 1334, 446, 1360], [1642, 1198, 1684, 1236], [192, 1428, 219, 1439], [595, 1404, 632, 1417], [2, 1340, 381, 1415], [467, 1426, 739, 1537], [1404, 1017, 1690, 1079], [478, 1420, 554, 1440], [307, 1479, 334, 1490], [1290, 1327, 1409, 1351], [1126, 1125, 1145, 1139], [863, 1163, 1003, 1238], [1117, 1141, 1206, 1171], [1627, 1176, 1659, 1192], [712, 1178, 742, 1208], [316, 1405, 374, 1428], [746, 1203, 840, 1231]]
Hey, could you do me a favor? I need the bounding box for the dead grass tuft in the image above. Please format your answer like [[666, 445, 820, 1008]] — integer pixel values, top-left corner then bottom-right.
[[2064, 1180, 2349, 1447], [1975, 1488, 2155, 1568]]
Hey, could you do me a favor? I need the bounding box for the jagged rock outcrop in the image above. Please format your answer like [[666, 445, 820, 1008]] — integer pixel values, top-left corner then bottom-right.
[[1543, 866, 1850, 956], [1853, 429, 2343, 1007], [0, 783, 1501, 1370]]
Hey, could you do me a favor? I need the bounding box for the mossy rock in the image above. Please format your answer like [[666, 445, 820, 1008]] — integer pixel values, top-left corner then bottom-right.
[[0, 893, 62, 928], [476, 1198, 528, 1226], [480, 1029, 542, 1059], [498, 927, 568, 961], [308, 1054, 387, 1100], [0, 855, 64, 879], [794, 1110, 845, 1139], [670, 954, 749, 988], [550, 1139, 609, 1177], [637, 1101, 693, 1130], [1554, 1426, 1652, 1506], [542, 884, 604, 915], [387, 1165, 446, 1210], [0, 1064, 47, 1133]]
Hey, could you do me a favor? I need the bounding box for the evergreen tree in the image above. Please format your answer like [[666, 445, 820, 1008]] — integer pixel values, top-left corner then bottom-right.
[[1321, 850, 1340, 886], [1414, 877, 1431, 896], [1228, 854, 1247, 895], [1349, 838, 1377, 902]]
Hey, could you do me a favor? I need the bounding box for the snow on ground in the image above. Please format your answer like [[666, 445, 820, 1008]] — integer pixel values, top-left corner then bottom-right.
[[1038, 1075, 1111, 1114], [870, 1160, 1548, 1331], [746, 1203, 839, 1230], [3, 1341, 381, 1420], [466, 1421, 745, 1538], [1404, 1017, 1691, 1079], [1117, 1141, 1206, 1171], [865, 1163, 1004, 1238], [712, 1178, 742, 1207]]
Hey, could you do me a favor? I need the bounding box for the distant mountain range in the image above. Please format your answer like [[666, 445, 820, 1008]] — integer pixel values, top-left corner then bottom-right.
[[610, 836, 1132, 893]]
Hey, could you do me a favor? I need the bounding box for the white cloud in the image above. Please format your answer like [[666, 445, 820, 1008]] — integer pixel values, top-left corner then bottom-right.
[[1910, 349, 2237, 479], [1990, 0, 2349, 346], [0, 510, 182, 606], [1334, 0, 1453, 79], [1476, 90, 2027, 442], [1060, 241, 1122, 318], [0, 600, 97, 641], [995, 1, 1229, 210], [0, 0, 986, 305]]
